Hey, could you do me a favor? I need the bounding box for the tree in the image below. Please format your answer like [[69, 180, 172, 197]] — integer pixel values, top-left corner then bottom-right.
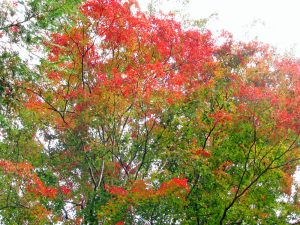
[[0, 0, 299, 224], [0, 1, 83, 222]]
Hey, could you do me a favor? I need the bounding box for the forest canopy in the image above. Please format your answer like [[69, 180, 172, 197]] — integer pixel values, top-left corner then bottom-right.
[[0, 0, 299, 224]]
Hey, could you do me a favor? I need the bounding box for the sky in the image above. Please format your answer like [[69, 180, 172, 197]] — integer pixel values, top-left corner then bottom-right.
[[139, 0, 300, 57]]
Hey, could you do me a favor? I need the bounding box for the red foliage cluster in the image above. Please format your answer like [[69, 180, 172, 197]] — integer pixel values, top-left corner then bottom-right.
[[27, 175, 58, 199], [159, 178, 190, 194], [60, 185, 71, 195], [209, 110, 232, 125], [115, 222, 125, 225], [238, 85, 268, 102], [37, 0, 214, 118], [105, 184, 128, 196], [0, 160, 57, 199], [104, 178, 189, 199], [272, 59, 300, 134], [195, 149, 211, 158]]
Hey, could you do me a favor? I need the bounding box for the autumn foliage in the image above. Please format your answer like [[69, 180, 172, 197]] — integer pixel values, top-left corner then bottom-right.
[[0, 0, 299, 224]]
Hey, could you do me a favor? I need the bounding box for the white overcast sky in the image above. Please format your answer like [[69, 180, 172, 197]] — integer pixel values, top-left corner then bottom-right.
[[139, 0, 300, 57]]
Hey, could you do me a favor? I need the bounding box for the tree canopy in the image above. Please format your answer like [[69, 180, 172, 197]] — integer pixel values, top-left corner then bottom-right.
[[0, 0, 299, 224]]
